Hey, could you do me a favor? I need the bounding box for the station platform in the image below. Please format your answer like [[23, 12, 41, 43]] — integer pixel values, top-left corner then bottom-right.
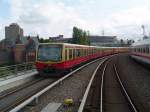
[[0, 70, 37, 92]]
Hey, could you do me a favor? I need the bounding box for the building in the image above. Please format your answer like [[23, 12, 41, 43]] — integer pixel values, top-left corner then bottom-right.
[[13, 44, 25, 63], [3, 23, 40, 63], [50, 35, 119, 47], [89, 36, 119, 47], [49, 35, 64, 41], [5, 23, 23, 46], [21, 35, 39, 50], [13, 35, 39, 63]]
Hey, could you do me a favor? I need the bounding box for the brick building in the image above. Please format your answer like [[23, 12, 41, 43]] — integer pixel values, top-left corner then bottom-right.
[[0, 23, 39, 64]]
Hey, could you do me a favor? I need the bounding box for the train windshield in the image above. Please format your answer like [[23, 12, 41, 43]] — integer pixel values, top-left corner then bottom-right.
[[37, 44, 62, 61]]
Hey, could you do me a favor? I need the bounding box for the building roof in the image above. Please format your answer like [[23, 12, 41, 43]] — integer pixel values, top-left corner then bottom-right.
[[89, 36, 117, 43]]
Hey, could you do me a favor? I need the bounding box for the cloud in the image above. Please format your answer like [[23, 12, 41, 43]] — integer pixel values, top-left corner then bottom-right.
[[8, 0, 90, 37], [111, 6, 150, 26], [107, 6, 150, 40], [1, 0, 150, 41]]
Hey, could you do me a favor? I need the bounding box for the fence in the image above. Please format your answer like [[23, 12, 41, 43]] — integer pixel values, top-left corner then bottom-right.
[[0, 62, 35, 78]]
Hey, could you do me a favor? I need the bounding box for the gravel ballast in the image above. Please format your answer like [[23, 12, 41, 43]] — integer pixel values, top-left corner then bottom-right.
[[116, 54, 150, 112], [21, 53, 150, 112], [22, 58, 104, 112]]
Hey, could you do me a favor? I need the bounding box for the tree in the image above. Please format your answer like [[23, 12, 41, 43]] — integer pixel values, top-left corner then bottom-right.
[[72, 26, 90, 45], [120, 39, 125, 46], [39, 38, 52, 43], [127, 39, 134, 46]]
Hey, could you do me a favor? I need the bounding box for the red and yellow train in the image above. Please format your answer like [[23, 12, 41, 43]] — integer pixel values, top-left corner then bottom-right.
[[35, 43, 128, 76]]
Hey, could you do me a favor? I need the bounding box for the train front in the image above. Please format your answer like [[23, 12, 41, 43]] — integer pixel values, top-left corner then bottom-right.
[[35, 43, 63, 76]]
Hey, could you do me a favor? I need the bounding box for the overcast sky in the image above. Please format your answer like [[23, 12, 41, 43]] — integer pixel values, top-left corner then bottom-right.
[[0, 0, 150, 40]]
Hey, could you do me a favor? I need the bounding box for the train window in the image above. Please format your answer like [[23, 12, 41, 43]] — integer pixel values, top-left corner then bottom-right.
[[90, 49, 92, 54], [65, 49, 68, 60], [84, 49, 86, 56], [80, 49, 82, 56], [37, 45, 62, 61], [73, 49, 76, 59], [143, 48, 146, 53], [76, 49, 80, 57], [146, 47, 149, 54], [139, 48, 141, 52], [87, 49, 88, 55], [83, 49, 85, 56], [80, 49, 83, 56], [138, 48, 140, 52], [69, 49, 73, 59], [86, 49, 88, 55], [82, 49, 85, 56]]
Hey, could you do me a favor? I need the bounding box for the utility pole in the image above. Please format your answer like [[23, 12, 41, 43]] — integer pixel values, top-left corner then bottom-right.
[[141, 25, 148, 39], [141, 25, 145, 36]]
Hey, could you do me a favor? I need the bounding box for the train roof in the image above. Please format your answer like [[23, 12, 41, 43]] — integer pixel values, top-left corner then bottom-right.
[[132, 38, 150, 46], [38, 42, 127, 49], [39, 42, 92, 48]]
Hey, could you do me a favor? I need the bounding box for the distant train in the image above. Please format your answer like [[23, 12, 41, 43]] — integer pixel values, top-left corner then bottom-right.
[[130, 38, 150, 66], [35, 43, 128, 76]]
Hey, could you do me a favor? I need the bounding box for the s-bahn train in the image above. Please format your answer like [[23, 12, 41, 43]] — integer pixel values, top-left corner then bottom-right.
[[130, 38, 150, 66], [35, 43, 128, 76]]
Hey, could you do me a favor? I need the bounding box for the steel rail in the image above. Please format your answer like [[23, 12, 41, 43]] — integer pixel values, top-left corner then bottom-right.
[[77, 59, 106, 112], [100, 61, 108, 112], [78, 56, 112, 112], [9, 56, 107, 112], [114, 65, 138, 112]]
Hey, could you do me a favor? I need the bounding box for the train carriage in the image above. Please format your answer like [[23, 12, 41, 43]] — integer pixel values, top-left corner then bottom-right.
[[130, 38, 150, 66], [35, 43, 128, 76]]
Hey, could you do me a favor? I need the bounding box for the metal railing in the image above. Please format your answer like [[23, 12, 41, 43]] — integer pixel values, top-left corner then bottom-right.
[[0, 62, 35, 78]]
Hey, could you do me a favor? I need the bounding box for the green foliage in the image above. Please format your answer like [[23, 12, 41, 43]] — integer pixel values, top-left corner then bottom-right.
[[72, 26, 90, 45], [120, 39, 134, 47], [39, 38, 52, 43]]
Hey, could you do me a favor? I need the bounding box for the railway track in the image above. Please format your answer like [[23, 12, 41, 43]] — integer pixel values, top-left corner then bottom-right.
[[0, 77, 56, 112], [78, 57, 138, 112], [0, 56, 110, 112], [0, 76, 43, 99]]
